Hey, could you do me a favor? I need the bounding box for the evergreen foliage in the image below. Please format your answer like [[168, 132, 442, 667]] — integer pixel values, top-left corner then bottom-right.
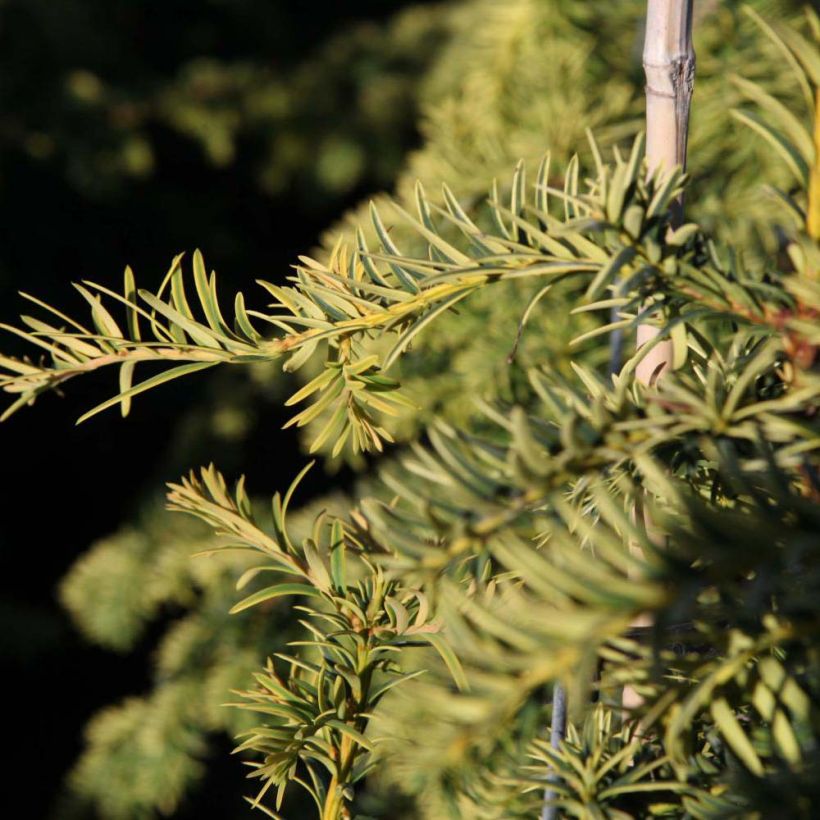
[[2, 1, 818, 818]]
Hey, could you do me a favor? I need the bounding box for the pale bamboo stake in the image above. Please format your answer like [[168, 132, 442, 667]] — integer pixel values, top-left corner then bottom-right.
[[544, 8, 696, 812], [809, 88, 820, 243], [635, 0, 695, 386], [624, 0, 695, 714]]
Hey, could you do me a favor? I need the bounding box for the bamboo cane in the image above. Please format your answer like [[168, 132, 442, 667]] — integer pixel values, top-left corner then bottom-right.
[[544, 7, 696, 814], [624, 0, 695, 714], [809, 88, 820, 243], [636, 0, 695, 385]]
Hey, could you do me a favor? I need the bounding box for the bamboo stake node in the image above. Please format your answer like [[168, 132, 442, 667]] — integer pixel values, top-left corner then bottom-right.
[[643, 0, 696, 183]]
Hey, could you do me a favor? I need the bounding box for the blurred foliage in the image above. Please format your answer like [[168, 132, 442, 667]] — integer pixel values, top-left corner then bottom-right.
[[0, 0, 445, 202], [1, 0, 818, 818], [61, 493, 349, 819]]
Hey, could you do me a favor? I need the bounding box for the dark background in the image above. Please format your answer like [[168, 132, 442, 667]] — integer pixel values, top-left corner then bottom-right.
[[0, 2, 435, 816]]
